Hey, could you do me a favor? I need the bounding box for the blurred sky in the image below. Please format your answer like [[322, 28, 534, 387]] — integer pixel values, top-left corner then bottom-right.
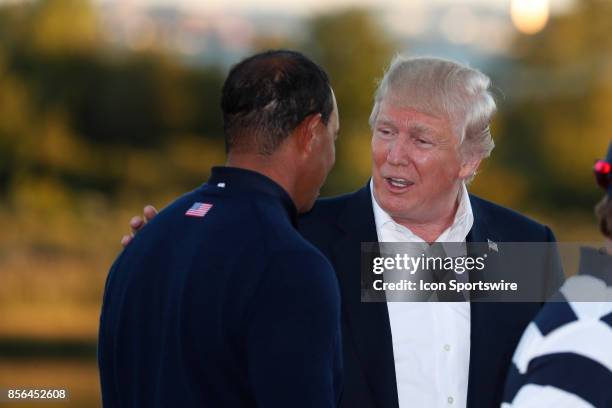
[[92, 0, 576, 16], [87, 0, 578, 56], [0, 0, 580, 60]]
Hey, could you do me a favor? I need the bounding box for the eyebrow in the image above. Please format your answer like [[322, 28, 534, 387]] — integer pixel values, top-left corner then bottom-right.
[[408, 123, 436, 134], [375, 118, 397, 128], [376, 118, 436, 135]]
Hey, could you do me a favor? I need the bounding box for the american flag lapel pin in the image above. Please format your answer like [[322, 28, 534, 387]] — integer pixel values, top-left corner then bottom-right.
[[185, 202, 213, 217]]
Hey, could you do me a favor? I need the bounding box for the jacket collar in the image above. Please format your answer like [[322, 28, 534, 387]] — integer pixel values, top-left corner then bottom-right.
[[207, 166, 298, 226]]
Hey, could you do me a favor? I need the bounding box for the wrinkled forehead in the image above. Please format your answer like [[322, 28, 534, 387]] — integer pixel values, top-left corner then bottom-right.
[[378, 85, 465, 138]]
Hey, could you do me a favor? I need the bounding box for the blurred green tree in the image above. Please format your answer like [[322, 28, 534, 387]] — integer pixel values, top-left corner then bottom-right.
[[0, 0, 227, 203], [27, 0, 103, 56], [300, 9, 396, 194], [485, 0, 612, 213]]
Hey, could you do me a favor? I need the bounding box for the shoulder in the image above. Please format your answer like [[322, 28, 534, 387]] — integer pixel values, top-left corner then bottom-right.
[[296, 187, 370, 256], [469, 194, 545, 229], [506, 290, 612, 406], [469, 194, 555, 241], [298, 186, 370, 234], [515, 297, 612, 366], [300, 190, 360, 223]]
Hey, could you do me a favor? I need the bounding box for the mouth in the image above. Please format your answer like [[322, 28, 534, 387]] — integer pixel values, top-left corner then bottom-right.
[[384, 176, 415, 192]]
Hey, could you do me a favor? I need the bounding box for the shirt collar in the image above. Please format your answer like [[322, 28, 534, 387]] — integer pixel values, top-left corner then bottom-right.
[[370, 179, 474, 243], [207, 166, 298, 226]]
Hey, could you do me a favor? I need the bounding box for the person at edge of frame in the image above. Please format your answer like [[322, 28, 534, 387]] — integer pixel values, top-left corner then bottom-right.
[[502, 142, 612, 408]]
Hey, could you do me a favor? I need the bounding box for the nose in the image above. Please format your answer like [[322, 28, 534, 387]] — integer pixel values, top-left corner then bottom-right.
[[386, 137, 411, 166]]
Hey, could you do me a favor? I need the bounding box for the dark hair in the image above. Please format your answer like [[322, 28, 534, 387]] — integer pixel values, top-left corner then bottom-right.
[[221, 50, 333, 155]]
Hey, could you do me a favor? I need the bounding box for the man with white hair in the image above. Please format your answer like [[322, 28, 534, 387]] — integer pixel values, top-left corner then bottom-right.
[[299, 56, 560, 408], [123, 55, 562, 407]]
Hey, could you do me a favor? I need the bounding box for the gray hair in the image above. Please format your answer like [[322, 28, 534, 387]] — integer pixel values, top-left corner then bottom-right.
[[369, 55, 496, 160]]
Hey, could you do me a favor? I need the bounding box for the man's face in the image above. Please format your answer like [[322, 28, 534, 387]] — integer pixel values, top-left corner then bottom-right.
[[371, 97, 471, 224], [299, 90, 340, 212]]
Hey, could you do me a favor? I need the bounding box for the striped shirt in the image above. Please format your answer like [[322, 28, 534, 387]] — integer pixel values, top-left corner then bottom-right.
[[503, 247, 612, 408]]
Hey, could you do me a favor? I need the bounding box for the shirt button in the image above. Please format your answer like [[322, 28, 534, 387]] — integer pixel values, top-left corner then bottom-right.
[[447, 396, 454, 404], [444, 344, 451, 351]]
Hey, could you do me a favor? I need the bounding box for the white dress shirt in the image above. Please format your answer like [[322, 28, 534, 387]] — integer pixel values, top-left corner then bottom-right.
[[371, 181, 473, 408]]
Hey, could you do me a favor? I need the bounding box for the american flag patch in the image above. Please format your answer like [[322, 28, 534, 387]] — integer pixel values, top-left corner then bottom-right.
[[185, 202, 213, 217]]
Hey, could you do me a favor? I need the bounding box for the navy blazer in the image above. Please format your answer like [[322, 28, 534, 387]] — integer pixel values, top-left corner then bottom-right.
[[298, 182, 563, 408]]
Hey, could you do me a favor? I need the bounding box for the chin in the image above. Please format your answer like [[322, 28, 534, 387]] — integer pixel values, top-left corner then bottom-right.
[[376, 186, 406, 207], [378, 193, 418, 218], [385, 205, 416, 220]]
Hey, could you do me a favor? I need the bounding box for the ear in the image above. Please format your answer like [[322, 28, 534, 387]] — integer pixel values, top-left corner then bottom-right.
[[458, 154, 482, 180], [294, 113, 322, 155]]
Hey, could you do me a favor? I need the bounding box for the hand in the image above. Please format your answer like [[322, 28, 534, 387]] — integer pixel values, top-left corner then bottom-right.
[[121, 205, 158, 247]]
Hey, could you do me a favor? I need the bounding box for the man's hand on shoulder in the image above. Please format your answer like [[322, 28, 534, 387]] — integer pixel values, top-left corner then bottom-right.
[[121, 205, 158, 247]]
